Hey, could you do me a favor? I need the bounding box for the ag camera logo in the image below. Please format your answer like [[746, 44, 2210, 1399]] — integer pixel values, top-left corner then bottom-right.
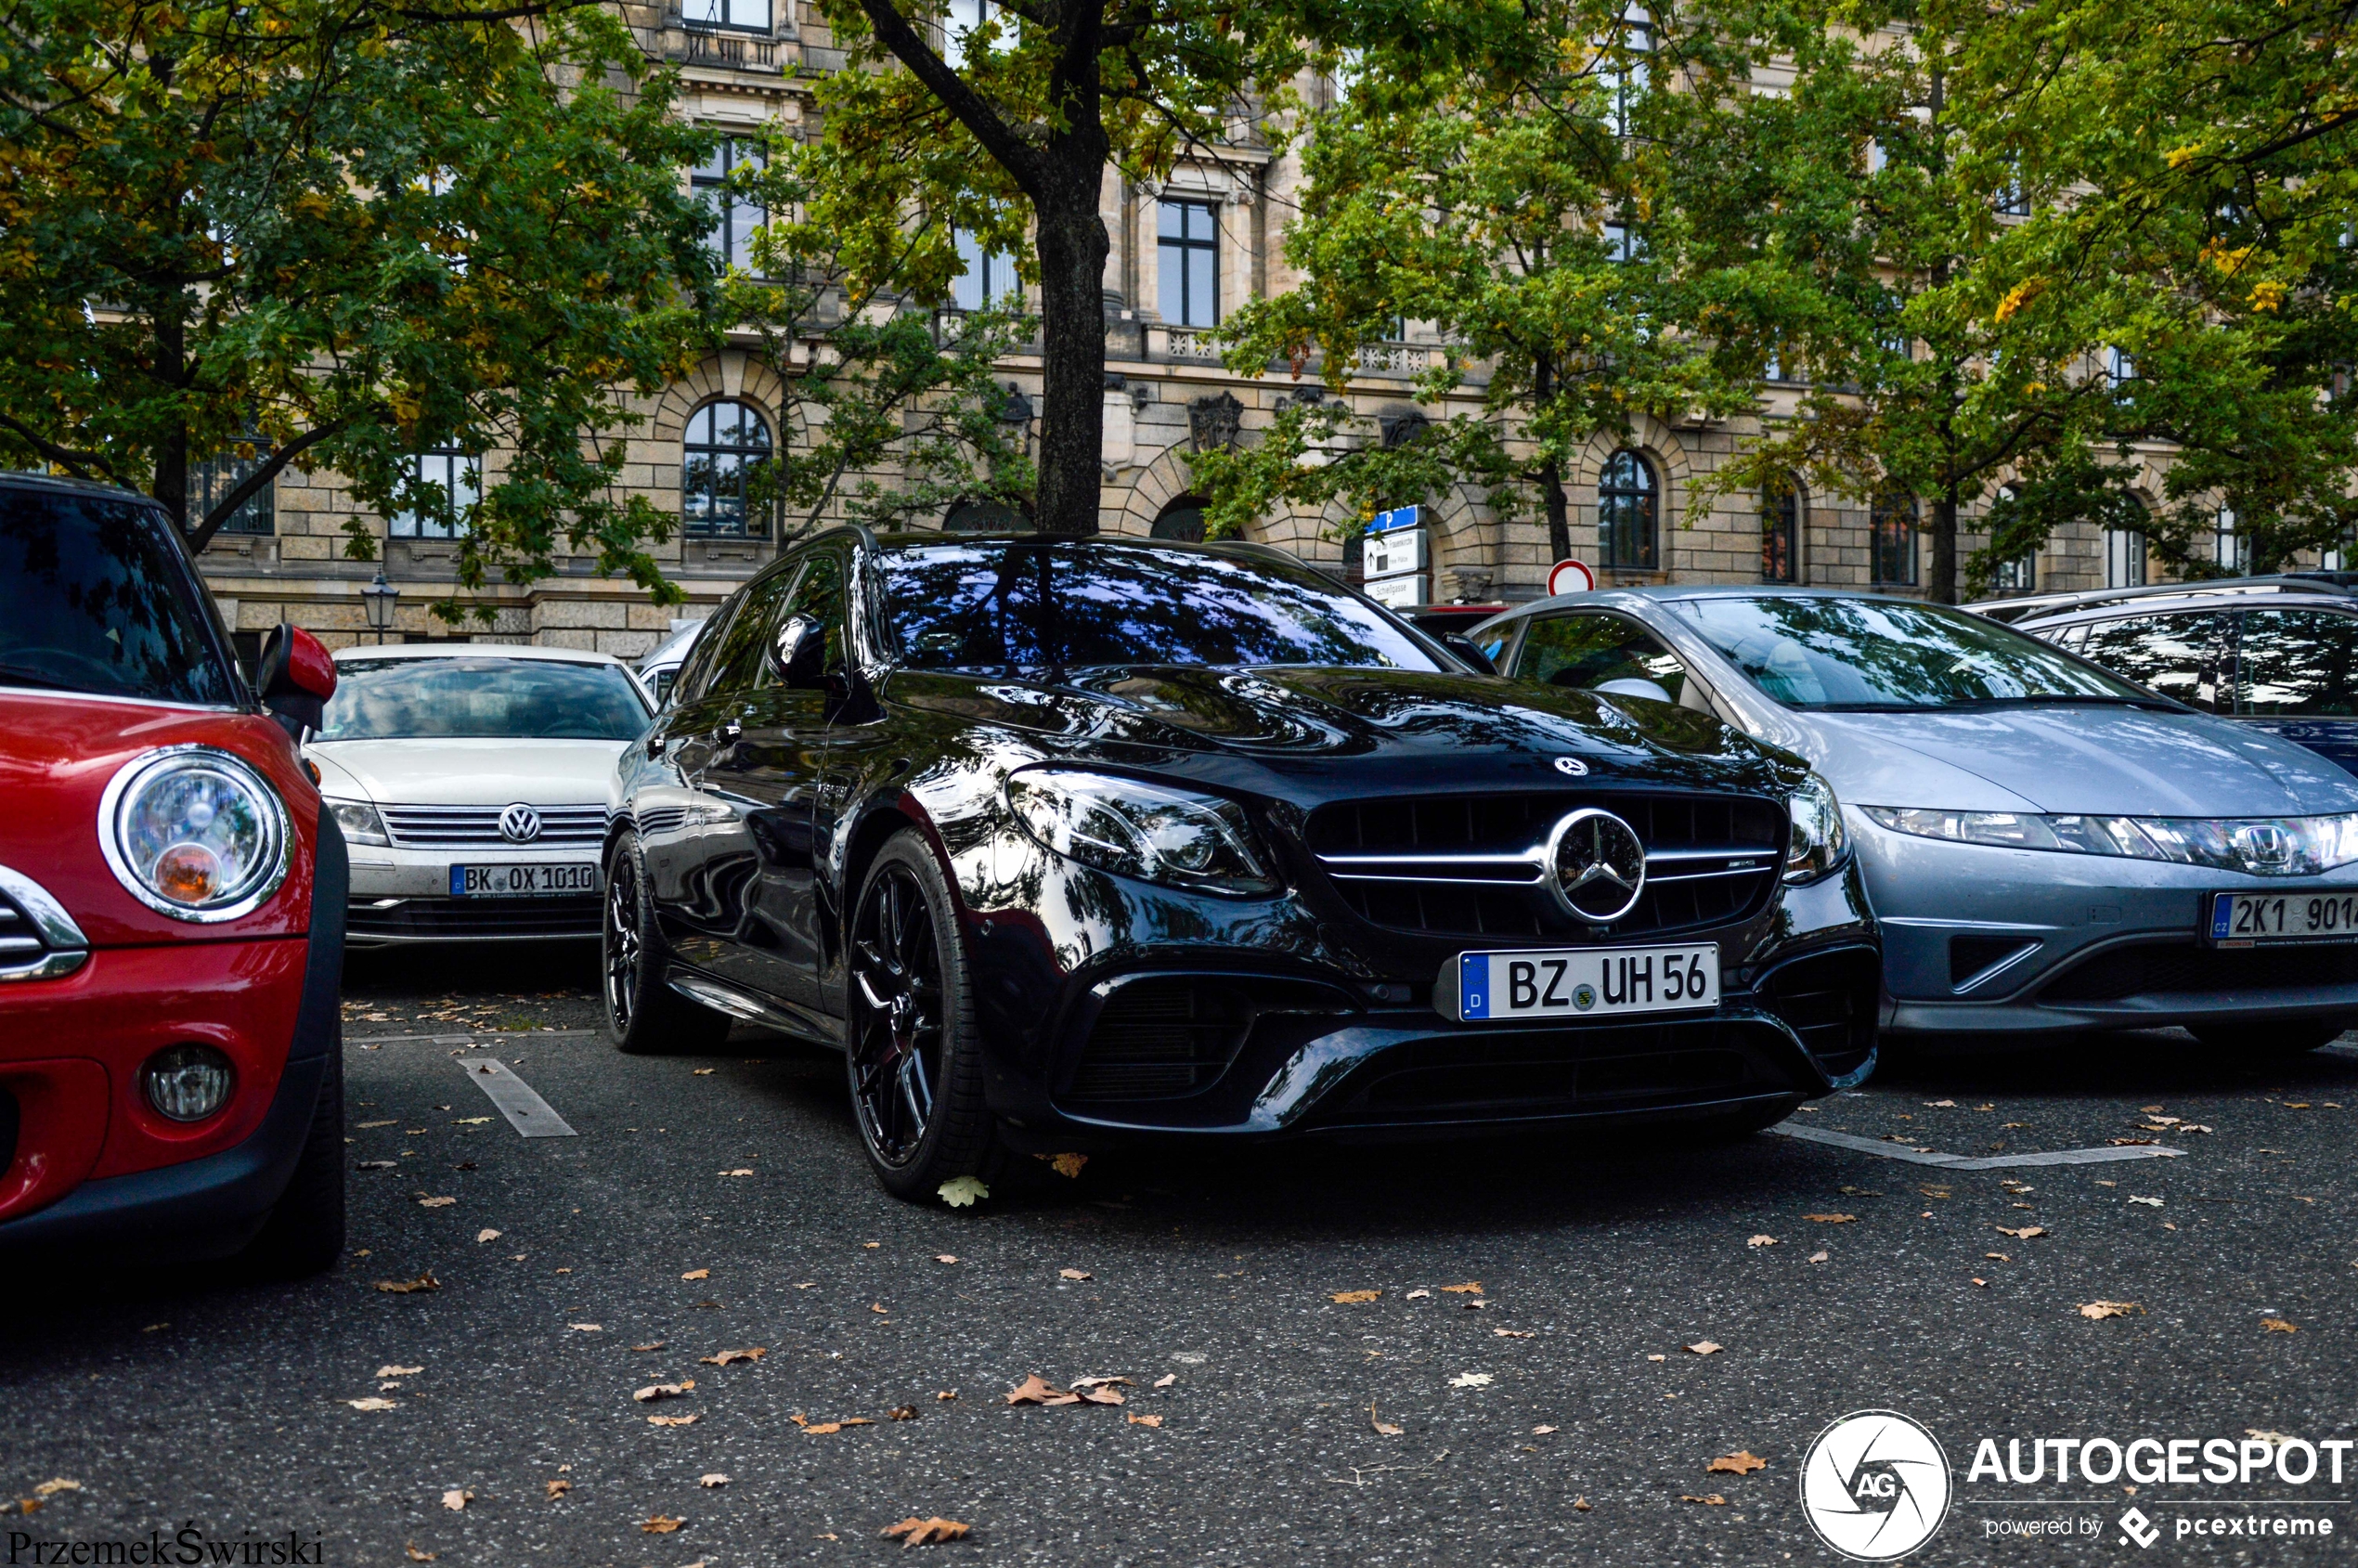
[[1800, 1410, 1953, 1561]]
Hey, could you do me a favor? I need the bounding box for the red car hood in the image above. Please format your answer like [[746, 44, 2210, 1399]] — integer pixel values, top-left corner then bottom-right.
[[0, 692, 320, 946]]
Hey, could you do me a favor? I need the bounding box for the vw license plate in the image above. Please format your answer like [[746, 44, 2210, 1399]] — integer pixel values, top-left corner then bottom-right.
[[450, 863, 598, 898], [2209, 890, 2358, 945], [1445, 943, 1719, 1022]]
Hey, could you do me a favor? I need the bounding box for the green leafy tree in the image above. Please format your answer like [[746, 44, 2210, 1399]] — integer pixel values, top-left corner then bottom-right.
[[0, 0, 733, 618]]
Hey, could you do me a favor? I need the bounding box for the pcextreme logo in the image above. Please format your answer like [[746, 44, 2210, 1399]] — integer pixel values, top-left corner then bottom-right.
[[1800, 1409, 1955, 1562]]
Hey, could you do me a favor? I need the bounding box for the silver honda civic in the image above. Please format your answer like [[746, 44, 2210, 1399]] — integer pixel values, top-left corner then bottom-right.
[[1471, 588, 2358, 1052]]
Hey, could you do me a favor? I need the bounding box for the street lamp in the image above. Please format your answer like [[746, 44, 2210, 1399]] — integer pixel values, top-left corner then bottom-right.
[[361, 568, 400, 645]]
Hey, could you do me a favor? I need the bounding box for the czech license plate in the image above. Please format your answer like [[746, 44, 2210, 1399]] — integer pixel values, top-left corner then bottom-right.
[[2209, 890, 2358, 945], [1445, 943, 1719, 1022], [449, 863, 598, 898]]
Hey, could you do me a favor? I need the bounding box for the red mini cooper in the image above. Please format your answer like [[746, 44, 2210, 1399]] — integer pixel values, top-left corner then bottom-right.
[[0, 473, 346, 1274]]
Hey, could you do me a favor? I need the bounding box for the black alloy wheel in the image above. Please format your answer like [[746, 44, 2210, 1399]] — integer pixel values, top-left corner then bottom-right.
[[601, 830, 730, 1056], [847, 831, 1000, 1198]]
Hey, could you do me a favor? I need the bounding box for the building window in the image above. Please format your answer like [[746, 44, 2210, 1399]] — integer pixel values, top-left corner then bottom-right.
[[1598, 448, 1659, 572], [2213, 505, 2248, 575], [1602, 214, 1644, 263], [390, 446, 477, 538], [2105, 524, 2147, 589], [1871, 493, 1918, 587], [1150, 497, 1208, 543], [680, 0, 770, 30], [192, 438, 274, 537], [2105, 345, 2137, 395], [1158, 200, 1219, 327], [693, 136, 767, 274], [952, 229, 1020, 311], [1600, 7, 1652, 136], [942, 0, 993, 66], [1760, 482, 1799, 584], [682, 400, 771, 538]]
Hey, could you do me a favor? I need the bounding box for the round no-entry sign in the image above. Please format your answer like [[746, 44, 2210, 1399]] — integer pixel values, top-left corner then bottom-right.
[[1547, 559, 1596, 596]]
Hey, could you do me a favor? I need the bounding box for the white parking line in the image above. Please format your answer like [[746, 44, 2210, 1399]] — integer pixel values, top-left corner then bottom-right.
[[1768, 1122, 2186, 1171], [457, 1057, 578, 1138]]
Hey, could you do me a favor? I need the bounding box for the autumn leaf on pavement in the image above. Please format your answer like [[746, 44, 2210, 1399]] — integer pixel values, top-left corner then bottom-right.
[[647, 1415, 700, 1427], [801, 1419, 875, 1434], [641, 1516, 684, 1534], [1330, 1289, 1381, 1303], [1495, 1328, 1535, 1339], [1995, 1225, 2048, 1239], [681, 1269, 710, 1281], [1448, 1372, 1492, 1388], [1370, 1404, 1404, 1436], [699, 1474, 730, 1487], [544, 1481, 570, 1500], [374, 1275, 441, 1294], [1058, 1268, 1093, 1281], [887, 1406, 918, 1421], [475, 1229, 501, 1244], [935, 1255, 958, 1264], [1050, 1153, 1088, 1178], [1070, 1376, 1129, 1406], [630, 1342, 666, 1353], [2079, 1302, 2143, 1320], [1802, 1213, 1856, 1225], [376, 1365, 422, 1378], [1681, 1494, 1728, 1506], [1534, 1426, 1558, 1436], [569, 1324, 602, 1332], [416, 1196, 457, 1209], [2263, 1318, 2300, 1333], [1746, 1236, 1778, 1248], [1152, 1374, 1175, 1389], [699, 1348, 766, 1367], [634, 1380, 695, 1402], [1571, 1497, 1590, 1511], [404, 1545, 434, 1562], [1707, 1452, 1768, 1475], [882, 1517, 971, 1547], [938, 1175, 989, 1208], [1439, 1282, 1483, 1294], [441, 1490, 471, 1511], [1685, 1341, 1722, 1355], [1807, 1251, 1830, 1264], [345, 1398, 399, 1411], [1004, 1376, 1081, 1406], [28, 1483, 76, 1500], [1126, 1413, 1163, 1427]]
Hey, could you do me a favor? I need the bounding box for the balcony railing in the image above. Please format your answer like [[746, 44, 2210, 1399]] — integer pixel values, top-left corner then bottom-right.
[[663, 25, 781, 71]]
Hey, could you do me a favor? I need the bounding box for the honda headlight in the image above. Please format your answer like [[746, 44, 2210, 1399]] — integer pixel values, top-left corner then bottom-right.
[[325, 797, 390, 847], [1860, 807, 2358, 877], [1785, 771, 1849, 884], [98, 745, 292, 922], [1005, 769, 1279, 897]]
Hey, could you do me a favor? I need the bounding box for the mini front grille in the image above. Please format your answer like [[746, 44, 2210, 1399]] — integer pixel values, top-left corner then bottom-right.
[[0, 893, 44, 966], [0, 869, 91, 982], [348, 896, 601, 940], [1305, 791, 1784, 940], [380, 804, 609, 849], [2041, 940, 2358, 1003]]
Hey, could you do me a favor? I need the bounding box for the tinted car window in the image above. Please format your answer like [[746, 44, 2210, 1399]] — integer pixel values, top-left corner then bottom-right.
[[2077, 612, 2227, 711], [883, 540, 1443, 672], [780, 551, 848, 676], [2236, 608, 2358, 717], [698, 566, 802, 699], [0, 486, 240, 705], [1513, 613, 1689, 702], [1673, 595, 2144, 710], [317, 658, 651, 740]]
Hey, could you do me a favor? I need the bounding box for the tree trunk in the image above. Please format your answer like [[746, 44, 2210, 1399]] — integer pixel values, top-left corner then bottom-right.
[[1929, 491, 1959, 603], [154, 311, 189, 532], [1031, 195, 1108, 537], [1538, 455, 1572, 564]]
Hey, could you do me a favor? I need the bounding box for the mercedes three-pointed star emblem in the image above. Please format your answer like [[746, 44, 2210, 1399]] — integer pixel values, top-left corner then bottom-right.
[[1545, 807, 1648, 923]]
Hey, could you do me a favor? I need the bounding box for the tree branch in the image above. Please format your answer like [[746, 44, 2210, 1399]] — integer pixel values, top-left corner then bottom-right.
[[186, 415, 356, 551], [853, 0, 1047, 194]]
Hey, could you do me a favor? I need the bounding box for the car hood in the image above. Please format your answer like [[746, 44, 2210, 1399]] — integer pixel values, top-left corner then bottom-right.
[[307, 738, 627, 805], [1803, 706, 2358, 817], [890, 665, 1802, 799]]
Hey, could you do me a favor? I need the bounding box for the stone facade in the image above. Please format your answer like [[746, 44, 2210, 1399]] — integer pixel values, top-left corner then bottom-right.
[[191, 7, 2199, 655]]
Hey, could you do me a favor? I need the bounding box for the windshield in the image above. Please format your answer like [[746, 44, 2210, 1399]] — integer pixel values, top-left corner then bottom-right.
[[882, 540, 1445, 673], [317, 657, 651, 741], [1673, 595, 2152, 711], [0, 486, 242, 705]]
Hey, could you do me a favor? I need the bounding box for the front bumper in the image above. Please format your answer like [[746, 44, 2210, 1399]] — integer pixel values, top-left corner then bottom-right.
[[346, 841, 601, 944], [1856, 815, 2358, 1035]]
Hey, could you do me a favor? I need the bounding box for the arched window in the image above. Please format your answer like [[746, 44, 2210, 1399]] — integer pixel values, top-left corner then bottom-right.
[[682, 400, 771, 538], [1598, 448, 1658, 571], [1760, 481, 1800, 584], [942, 498, 1030, 532], [2105, 521, 2147, 589], [1150, 497, 1208, 543], [1871, 493, 1917, 587]]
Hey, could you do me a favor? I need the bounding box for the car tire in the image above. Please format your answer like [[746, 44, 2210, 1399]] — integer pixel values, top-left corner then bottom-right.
[[846, 829, 1004, 1201], [602, 829, 732, 1056], [237, 1039, 347, 1278], [2191, 1020, 2348, 1056]]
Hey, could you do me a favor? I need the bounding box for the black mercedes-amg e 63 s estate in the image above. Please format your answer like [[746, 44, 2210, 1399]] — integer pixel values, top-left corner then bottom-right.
[[602, 528, 1880, 1197]]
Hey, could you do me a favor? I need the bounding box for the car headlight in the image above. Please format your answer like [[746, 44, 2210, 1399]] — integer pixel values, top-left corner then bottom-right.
[[97, 745, 292, 922], [1860, 807, 2358, 877], [1005, 769, 1279, 897], [1785, 771, 1849, 884], [325, 797, 391, 847]]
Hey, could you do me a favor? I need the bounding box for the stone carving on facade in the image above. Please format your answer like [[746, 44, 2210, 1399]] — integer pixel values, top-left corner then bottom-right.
[[1189, 392, 1245, 453]]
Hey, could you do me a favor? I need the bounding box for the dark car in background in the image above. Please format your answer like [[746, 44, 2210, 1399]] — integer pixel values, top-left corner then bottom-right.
[[1984, 578, 2358, 774], [602, 530, 1879, 1199]]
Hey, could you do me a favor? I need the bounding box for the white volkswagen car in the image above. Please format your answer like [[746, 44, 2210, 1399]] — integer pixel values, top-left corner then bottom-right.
[[306, 645, 653, 944]]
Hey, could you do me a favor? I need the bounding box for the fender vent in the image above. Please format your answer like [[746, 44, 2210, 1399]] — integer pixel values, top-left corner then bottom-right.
[[1066, 979, 1251, 1101]]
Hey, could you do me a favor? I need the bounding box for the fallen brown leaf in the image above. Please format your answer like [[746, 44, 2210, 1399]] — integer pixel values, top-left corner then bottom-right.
[[376, 1365, 422, 1378], [373, 1275, 440, 1294], [937, 1390, 958, 1400], [1370, 1404, 1404, 1436], [681, 1269, 710, 1281], [871, 1303, 890, 1315], [1535, 1425, 1558, 1435], [1152, 1374, 1175, 1389], [1329, 1289, 1381, 1303], [887, 1406, 918, 1421], [881, 1517, 970, 1547], [630, 1342, 667, 1353], [404, 1545, 434, 1562], [474, 1228, 500, 1244], [801, 1419, 874, 1434], [1439, 1282, 1484, 1294], [1049, 1153, 1088, 1179], [693, 1068, 716, 1075], [699, 1348, 766, 1367], [1004, 1375, 1080, 1406], [1807, 1251, 1830, 1264], [1059, 1268, 1093, 1281], [1746, 1235, 1778, 1248], [935, 1255, 959, 1264], [1985, 1253, 2012, 1263], [641, 1515, 684, 1535], [441, 1490, 471, 1512], [1684, 1341, 1722, 1355], [699, 1474, 730, 1488], [344, 1398, 398, 1411], [2079, 1302, 2143, 1320], [1572, 1497, 1590, 1511], [544, 1481, 570, 1500], [1495, 1328, 1535, 1339], [1707, 1451, 1768, 1475], [647, 1414, 701, 1428], [416, 1196, 457, 1209], [2263, 1318, 2300, 1333], [1995, 1225, 2048, 1239], [1126, 1413, 1163, 1427], [1803, 1213, 1856, 1224], [31, 1482, 79, 1498], [568, 1323, 602, 1332], [633, 1380, 695, 1402], [1681, 1494, 1728, 1506]]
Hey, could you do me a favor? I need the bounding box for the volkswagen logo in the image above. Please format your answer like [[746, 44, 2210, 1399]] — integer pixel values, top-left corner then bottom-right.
[[1545, 807, 1647, 923], [499, 803, 543, 845], [1799, 1409, 1952, 1561]]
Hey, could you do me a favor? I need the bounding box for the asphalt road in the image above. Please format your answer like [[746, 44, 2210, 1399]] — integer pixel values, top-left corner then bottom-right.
[[5, 941, 2356, 1566]]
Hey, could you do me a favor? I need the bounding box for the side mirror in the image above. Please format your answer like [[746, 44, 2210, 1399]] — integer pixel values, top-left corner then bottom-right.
[[255, 625, 336, 739], [1440, 632, 1498, 676], [769, 614, 827, 689]]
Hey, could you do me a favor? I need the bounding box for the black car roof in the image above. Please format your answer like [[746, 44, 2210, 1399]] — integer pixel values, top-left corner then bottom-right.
[[0, 469, 166, 510], [2009, 587, 2358, 629]]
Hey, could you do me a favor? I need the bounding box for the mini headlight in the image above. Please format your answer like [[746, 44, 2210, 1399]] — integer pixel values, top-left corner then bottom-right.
[[98, 745, 292, 922], [326, 797, 391, 847], [1784, 771, 1849, 884], [1005, 769, 1279, 897], [143, 1043, 236, 1121]]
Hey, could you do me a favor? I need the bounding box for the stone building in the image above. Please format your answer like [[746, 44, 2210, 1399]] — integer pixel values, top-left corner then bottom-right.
[[191, 5, 2206, 658]]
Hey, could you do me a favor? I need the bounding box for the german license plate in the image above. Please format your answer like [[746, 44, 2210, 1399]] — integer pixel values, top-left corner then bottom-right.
[[1444, 943, 1719, 1022], [2209, 890, 2358, 945], [449, 863, 598, 898]]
